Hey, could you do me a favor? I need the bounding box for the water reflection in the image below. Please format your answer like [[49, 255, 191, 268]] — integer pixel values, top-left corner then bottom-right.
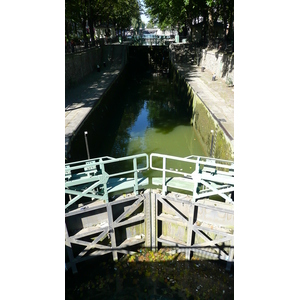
[[110, 74, 204, 159], [69, 71, 205, 162]]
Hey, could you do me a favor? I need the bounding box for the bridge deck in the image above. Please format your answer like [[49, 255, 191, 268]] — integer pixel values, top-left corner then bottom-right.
[[107, 177, 149, 194], [152, 176, 194, 192]]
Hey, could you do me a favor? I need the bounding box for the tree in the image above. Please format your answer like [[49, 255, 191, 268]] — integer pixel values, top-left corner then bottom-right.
[[65, 0, 88, 43], [143, 0, 233, 46], [65, 0, 142, 45]]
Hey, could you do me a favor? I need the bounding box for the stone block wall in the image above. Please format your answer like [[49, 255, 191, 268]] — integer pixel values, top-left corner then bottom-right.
[[200, 49, 234, 85], [169, 43, 234, 85], [170, 63, 234, 160], [65, 48, 102, 88]]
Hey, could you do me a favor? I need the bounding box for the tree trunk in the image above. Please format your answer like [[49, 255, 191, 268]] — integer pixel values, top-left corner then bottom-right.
[[202, 9, 208, 45], [223, 13, 228, 45], [207, 7, 215, 48], [227, 12, 234, 42], [82, 18, 88, 48], [88, 18, 95, 46]]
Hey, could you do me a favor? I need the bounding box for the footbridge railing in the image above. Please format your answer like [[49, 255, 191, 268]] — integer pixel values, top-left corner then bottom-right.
[[65, 153, 149, 210], [150, 153, 234, 203]]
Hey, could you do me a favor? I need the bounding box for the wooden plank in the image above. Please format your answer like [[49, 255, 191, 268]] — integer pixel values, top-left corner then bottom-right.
[[193, 201, 234, 214], [144, 192, 151, 248], [113, 213, 145, 228], [151, 192, 157, 250], [110, 195, 139, 206], [74, 228, 110, 258], [157, 213, 187, 227], [193, 223, 233, 236], [107, 202, 118, 261], [69, 224, 108, 239], [157, 235, 187, 247], [192, 236, 233, 248], [65, 201, 107, 217], [113, 197, 143, 224], [158, 196, 188, 222], [186, 204, 195, 259], [192, 227, 230, 258], [118, 236, 145, 247]]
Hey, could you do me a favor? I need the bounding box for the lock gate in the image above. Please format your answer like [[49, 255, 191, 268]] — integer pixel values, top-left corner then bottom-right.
[[65, 153, 234, 273]]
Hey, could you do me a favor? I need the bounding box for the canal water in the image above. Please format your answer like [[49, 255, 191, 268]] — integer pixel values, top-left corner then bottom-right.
[[68, 68, 206, 163]]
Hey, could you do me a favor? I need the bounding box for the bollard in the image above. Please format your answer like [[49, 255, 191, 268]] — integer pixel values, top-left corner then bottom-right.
[[210, 130, 214, 157], [84, 131, 91, 159]]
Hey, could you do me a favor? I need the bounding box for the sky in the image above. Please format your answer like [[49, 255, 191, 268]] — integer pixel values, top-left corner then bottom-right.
[[140, 0, 150, 24], [141, 14, 150, 24]]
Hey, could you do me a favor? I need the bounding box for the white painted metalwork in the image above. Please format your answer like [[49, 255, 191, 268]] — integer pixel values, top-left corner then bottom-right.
[[150, 153, 234, 203], [65, 153, 149, 209]]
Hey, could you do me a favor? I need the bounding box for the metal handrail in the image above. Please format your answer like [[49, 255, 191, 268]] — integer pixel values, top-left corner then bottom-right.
[[150, 153, 234, 175], [65, 154, 148, 174], [65, 152, 234, 209], [150, 153, 234, 202], [65, 153, 149, 209]]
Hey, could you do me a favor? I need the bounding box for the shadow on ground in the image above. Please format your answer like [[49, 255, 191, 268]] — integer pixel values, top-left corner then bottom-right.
[[65, 247, 234, 300]]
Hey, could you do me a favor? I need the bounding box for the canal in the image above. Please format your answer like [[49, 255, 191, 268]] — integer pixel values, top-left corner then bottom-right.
[[65, 47, 234, 299], [68, 47, 206, 164]]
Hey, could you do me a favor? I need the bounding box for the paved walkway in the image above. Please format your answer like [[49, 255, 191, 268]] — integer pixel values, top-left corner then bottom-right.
[[174, 62, 234, 145], [65, 46, 126, 156]]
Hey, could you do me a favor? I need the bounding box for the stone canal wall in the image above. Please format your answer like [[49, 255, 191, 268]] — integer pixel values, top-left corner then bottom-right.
[[65, 47, 102, 88], [170, 62, 234, 160], [65, 45, 128, 89], [200, 49, 234, 85], [169, 43, 234, 85], [191, 91, 233, 160]]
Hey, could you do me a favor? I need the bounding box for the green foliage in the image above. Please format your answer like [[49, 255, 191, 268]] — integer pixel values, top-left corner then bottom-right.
[[144, 0, 233, 43], [65, 0, 142, 39]]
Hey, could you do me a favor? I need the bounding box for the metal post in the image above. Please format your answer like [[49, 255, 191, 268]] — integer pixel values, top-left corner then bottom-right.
[[210, 130, 214, 157], [84, 131, 90, 159], [162, 157, 167, 195], [133, 158, 138, 195]]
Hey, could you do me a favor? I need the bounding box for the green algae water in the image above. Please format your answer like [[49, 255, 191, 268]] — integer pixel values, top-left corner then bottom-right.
[[111, 76, 204, 158], [68, 70, 205, 162]]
